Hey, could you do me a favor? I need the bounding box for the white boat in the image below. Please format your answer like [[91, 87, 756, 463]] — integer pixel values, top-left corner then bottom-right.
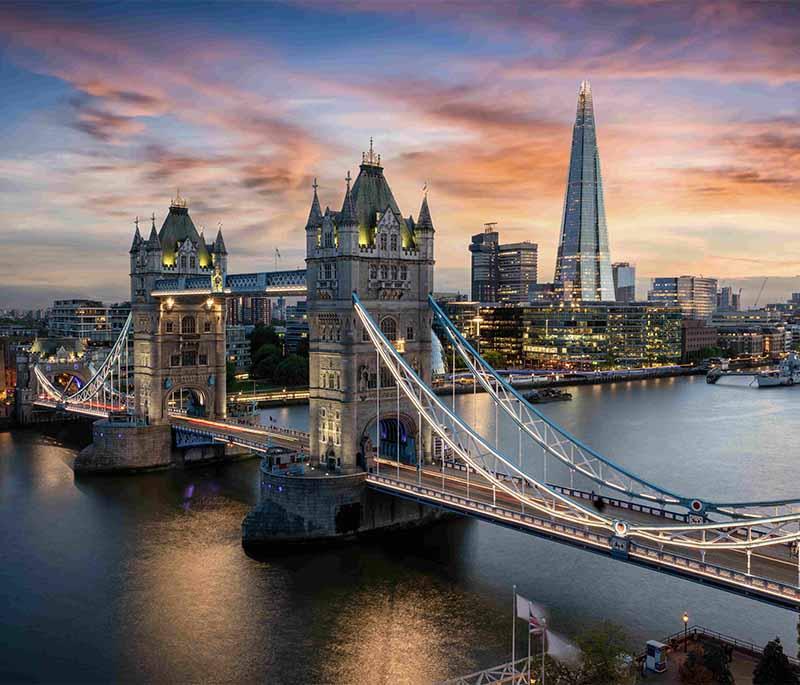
[[757, 353, 800, 388]]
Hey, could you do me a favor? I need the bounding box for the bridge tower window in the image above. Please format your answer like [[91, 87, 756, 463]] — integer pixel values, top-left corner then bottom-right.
[[181, 316, 196, 335], [380, 316, 397, 341], [204, 320, 212, 333], [165, 320, 174, 333]]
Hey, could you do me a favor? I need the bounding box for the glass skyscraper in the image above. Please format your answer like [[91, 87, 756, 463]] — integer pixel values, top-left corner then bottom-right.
[[554, 81, 615, 301]]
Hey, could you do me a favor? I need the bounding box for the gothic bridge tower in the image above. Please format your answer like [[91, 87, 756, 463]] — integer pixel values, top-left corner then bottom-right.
[[128, 193, 228, 424], [306, 142, 435, 470]]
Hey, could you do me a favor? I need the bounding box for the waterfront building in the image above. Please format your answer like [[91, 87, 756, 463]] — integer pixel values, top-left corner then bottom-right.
[[226, 324, 251, 370], [442, 300, 681, 370], [226, 295, 270, 326], [284, 300, 308, 354], [553, 81, 615, 301], [612, 262, 636, 302], [681, 319, 719, 360], [648, 276, 717, 321], [48, 299, 131, 344]]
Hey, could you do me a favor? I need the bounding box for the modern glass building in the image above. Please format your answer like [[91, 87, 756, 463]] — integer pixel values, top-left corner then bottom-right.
[[612, 262, 636, 302], [648, 276, 718, 321], [554, 81, 615, 301], [470, 227, 538, 304]]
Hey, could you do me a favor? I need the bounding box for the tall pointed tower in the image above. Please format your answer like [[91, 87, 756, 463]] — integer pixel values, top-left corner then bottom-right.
[[554, 81, 615, 301], [305, 142, 434, 472]]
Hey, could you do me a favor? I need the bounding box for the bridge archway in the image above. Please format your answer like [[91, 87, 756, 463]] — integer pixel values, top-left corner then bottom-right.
[[165, 385, 208, 417], [360, 412, 419, 466]]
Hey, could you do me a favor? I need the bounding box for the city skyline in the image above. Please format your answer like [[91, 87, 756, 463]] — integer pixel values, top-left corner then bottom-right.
[[1, 1, 800, 309]]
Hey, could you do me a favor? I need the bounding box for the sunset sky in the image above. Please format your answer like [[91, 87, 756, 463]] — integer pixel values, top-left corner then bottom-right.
[[1, 1, 799, 308]]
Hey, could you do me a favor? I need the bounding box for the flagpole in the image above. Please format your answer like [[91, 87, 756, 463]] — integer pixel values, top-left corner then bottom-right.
[[527, 623, 531, 684], [512, 585, 516, 675], [541, 622, 546, 685]]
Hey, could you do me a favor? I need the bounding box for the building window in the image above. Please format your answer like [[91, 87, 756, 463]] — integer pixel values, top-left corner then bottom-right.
[[170, 354, 180, 367], [198, 353, 208, 365], [369, 265, 377, 279], [380, 265, 388, 280], [391, 265, 397, 281], [324, 263, 332, 280], [190, 256, 196, 269], [362, 326, 369, 342], [204, 320, 211, 333], [400, 265, 408, 280], [390, 235, 397, 251], [181, 256, 187, 269], [181, 316, 196, 334], [380, 316, 397, 341], [406, 326, 414, 341], [165, 320, 174, 333], [182, 350, 197, 366], [380, 234, 387, 250]]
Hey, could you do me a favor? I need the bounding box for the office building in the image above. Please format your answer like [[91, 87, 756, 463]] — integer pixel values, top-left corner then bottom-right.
[[553, 81, 615, 301], [648, 276, 717, 321], [48, 299, 131, 344], [470, 225, 538, 304], [612, 263, 636, 302]]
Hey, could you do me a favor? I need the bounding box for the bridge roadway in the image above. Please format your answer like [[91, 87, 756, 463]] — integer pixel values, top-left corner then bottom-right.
[[169, 414, 311, 453], [367, 459, 800, 610]]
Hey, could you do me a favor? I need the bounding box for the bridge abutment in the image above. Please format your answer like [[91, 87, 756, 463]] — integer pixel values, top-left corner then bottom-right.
[[242, 461, 443, 549]]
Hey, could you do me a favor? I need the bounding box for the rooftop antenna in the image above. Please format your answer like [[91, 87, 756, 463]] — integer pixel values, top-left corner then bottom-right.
[[484, 221, 498, 233]]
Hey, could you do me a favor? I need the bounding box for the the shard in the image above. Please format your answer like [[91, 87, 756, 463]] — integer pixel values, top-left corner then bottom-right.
[[554, 80, 615, 301]]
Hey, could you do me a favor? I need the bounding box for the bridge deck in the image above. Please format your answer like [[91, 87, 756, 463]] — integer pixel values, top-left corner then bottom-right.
[[169, 415, 310, 452], [368, 460, 800, 609]]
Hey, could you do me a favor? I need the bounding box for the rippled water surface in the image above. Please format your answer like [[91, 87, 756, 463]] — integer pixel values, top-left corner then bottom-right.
[[1, 375, 797, 683]]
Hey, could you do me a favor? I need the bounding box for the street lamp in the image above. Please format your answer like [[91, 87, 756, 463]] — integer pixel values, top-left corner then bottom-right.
[[682, 611, 689, 652]]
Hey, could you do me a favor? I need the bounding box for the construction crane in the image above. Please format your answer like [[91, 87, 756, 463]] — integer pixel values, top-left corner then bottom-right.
[[753, 277, 768, 308]]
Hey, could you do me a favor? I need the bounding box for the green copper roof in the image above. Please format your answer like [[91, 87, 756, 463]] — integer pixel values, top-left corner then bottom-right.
[[158, 204, 211, 267], [348, 162, 415, 247]]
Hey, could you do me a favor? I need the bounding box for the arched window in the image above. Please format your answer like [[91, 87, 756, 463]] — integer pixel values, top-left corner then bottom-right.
[[181, 316, 196, 334], [380, 316, 397, 341]]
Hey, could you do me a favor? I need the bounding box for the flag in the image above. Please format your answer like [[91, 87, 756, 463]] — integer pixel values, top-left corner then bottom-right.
[[516, 594, 548, 638]]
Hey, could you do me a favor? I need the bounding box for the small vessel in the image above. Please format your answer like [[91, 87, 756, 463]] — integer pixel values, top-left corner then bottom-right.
[[524, 387, 572, 403], [757, 353, 800, 388]]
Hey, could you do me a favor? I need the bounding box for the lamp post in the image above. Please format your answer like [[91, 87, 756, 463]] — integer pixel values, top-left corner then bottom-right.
[[682, 611, 689, 652]]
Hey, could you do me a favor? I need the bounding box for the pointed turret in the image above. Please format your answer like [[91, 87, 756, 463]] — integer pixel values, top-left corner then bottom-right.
[[213, 225, 227, 254], [416, 192, 434, 232], [146, 215, 161, 251], [305, 178, 323, 229], [340, 171, 357, 226], [129, 220, 143, 253]]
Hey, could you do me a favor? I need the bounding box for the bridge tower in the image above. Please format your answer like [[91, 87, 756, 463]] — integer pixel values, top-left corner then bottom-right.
[[305, 142, 435, 470], [128, 194, 228, 424]]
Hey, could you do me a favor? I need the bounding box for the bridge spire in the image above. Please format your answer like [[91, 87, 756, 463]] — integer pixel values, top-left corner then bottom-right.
[[305, 177, 323, 229]]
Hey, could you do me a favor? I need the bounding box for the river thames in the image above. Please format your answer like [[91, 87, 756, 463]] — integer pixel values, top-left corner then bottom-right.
[[2, 375, 797, 683]]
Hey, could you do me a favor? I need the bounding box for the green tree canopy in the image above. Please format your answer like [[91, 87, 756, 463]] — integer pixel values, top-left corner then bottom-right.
[[249, 325, 281, 356], [273, 354, 309, 387], [754, 637, 799, 685]]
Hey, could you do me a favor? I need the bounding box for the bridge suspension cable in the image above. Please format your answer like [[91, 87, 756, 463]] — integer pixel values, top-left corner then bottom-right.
[[356, 293, 800, 557], [33, 312, 133, 415], [429, 296, 800, 521]]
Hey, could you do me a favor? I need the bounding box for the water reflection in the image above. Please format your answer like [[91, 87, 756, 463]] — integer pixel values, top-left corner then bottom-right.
[[1, 376, 797, 682]]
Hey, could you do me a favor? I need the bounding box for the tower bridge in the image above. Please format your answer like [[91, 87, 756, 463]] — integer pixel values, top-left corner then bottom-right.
[[27, 145, 800, 610]]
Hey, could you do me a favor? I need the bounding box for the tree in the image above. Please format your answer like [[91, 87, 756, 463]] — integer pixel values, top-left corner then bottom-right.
[[679, 643, 733, 685], [225, 361, 237, 389], [576, 622, 633, 684], [482, 350, 505, 369], [251, 343, 282, 381], [273, 354, 309, 387], [249, 324, 281, 357], [753, 637, 799, 685]]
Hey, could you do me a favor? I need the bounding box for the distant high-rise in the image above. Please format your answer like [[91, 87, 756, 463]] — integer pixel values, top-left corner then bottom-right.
[[469, 225, 499, 302], [612, 262, 636, 302], [469, 225, 538, 303], [554, 81, 615, 301], [649, 276, 718, 321]]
